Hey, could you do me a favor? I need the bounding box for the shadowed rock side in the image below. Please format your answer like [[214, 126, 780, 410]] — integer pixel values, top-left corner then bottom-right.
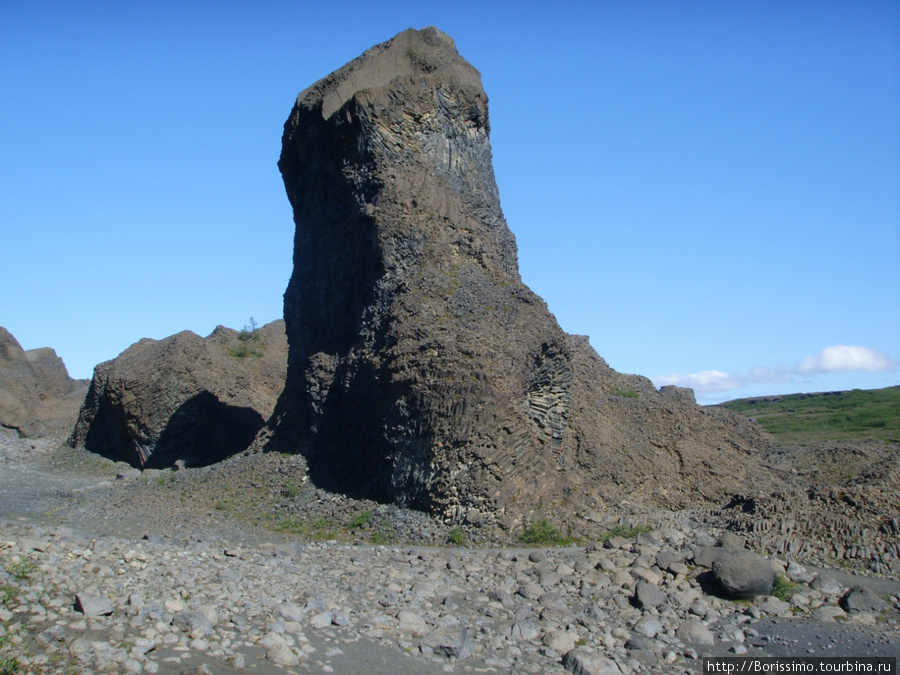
[[70, 321, 287, 468], [0, 326, 88, 437], [261, 27, 778, 531]]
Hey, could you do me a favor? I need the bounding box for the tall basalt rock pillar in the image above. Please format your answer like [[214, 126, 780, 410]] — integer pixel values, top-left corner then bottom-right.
[[265, 27, 775, 528]]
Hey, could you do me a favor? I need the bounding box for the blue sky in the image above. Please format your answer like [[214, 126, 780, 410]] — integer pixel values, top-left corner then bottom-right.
[[2, 1, 898, 404]]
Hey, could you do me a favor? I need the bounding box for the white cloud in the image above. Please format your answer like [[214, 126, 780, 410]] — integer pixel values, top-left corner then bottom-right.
[[796, 345, 897, 375], [654, 344, 898, 397], [655, 370, 744, 393]]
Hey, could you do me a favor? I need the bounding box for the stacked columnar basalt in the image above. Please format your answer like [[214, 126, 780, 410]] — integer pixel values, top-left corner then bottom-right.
[[263, 27, 778, 530]]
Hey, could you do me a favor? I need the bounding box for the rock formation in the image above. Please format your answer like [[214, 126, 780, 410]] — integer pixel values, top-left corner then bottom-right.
[[70, 321, 287, 468], [0, 326, 87, 437], [261, 27, 778, 532]]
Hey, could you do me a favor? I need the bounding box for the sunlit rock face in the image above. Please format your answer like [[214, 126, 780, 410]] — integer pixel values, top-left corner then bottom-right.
[[265, 27, 776, 532]]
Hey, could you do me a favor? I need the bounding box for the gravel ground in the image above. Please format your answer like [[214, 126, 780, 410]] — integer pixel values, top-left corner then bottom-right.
[[0, 428, 897, 674]]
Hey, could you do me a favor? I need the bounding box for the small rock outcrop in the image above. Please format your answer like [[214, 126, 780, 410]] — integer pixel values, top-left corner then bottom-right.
[[0, 327, 87, 437], [261, 27, 778, 531], [70, 321, 287, 468]]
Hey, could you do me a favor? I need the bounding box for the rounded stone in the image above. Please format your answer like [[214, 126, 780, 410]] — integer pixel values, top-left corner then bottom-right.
[[712, 550, 775, 599]]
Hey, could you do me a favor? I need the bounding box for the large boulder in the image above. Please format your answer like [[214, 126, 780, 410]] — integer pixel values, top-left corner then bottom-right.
[[0, 327, 88, 437], [712, 550, 775, 599], [259, 27, 778, 529], [70, 321, 287, 468]]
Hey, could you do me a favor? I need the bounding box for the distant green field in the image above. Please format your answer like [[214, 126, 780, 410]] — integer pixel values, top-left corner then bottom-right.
[[718, 385, 900, 446]]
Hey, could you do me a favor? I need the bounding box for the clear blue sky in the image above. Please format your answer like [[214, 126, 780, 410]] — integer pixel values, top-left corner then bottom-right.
[[2, 1, 898, 404]]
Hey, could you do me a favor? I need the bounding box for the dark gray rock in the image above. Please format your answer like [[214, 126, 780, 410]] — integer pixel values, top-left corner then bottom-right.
[[262, 26, 779, 530], [659, 384, 696, 403], [634, 581, 667, 609], [420, 623, 475, 659], [839, 586, 887, 614], [562, 647, 623, 675], [692, 545, 726, 568], [712, 550, 775, 599], [810, 573, 844, 595], [676, 617, 715, 645], [74, 592, 114, 617], [172, 609, 214, 637], [656, 548, 686, 571], [718, 532, 745, 550], [0, 326, 87, 437], [70, 321, 287, 468]]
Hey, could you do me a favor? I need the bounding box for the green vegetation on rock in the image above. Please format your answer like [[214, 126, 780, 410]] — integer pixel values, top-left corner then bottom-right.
[[230, 317, 265, 358], [519, 519, 574, 546], [448, 526, 467, 546], [598, 524, 651, 542], [772, 574, 799, 602]]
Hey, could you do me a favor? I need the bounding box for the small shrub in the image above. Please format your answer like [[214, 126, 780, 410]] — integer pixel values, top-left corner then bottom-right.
[[370, 519, 396, 545], [772, 574, 798, 602], [282, 483, 300, 499], [238, 317, 259, 341], [598, 524, 651, 542], [519, 519, 574, 546], [448, 527, 466, 546], [612, 389, 639, 398], [0, 586, 15, 606], [347, 510, 372, 530]]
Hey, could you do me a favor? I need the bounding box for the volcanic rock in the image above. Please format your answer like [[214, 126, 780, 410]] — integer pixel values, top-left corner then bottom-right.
[[70, 321, 286, 468], [0, 326, 88, 437], [261, 27, 777, 530], [712, 550, 776, 599]]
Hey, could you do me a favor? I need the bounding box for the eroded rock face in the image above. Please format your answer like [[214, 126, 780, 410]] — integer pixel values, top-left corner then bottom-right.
[[70, 321, 287, 468], [262, 27, 777, 529], [0, 327, 87, 437]]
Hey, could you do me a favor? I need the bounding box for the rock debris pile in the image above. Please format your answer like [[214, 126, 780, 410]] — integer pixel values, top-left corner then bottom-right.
[[3, 518, 896, 675]]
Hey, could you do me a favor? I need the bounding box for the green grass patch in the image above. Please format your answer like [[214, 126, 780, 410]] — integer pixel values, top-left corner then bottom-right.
[[370, 519, 397, 545], [771, 574, 799, 602], [519, 519, 574, 546], [274, 517, 308, 535], [718, 386, 900, 445], [0, 655, 20, 675], [612, 389, 640, 399], [153, 472, 173, 488], [0, 586, 15, 606], [347, 509, 372, 530], [6, 560, 38, 581], [597, 524, 652, 542], [281, 483, 300, 499], [228, 341, 264, 359], [0, 627, 20, 675]]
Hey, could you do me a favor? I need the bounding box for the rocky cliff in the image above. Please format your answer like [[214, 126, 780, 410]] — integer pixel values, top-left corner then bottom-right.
[[260, 27, 779, 532], [70, 321, 287, 468], [0, 327, 87, 437]]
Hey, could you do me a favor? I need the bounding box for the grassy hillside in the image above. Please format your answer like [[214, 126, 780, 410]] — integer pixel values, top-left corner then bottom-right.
[[718, 385, 900, 446]]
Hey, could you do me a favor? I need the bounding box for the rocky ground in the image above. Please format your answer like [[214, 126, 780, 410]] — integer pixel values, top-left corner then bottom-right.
[[0, 429, 898, 674]]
